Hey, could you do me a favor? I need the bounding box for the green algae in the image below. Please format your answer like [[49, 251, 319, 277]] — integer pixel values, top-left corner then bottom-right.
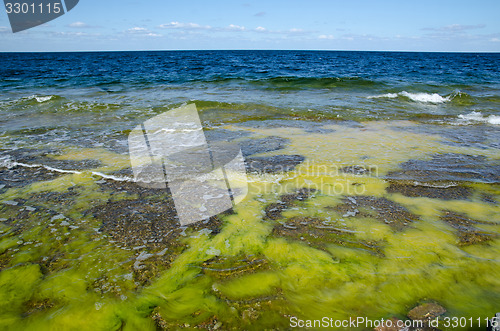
[[0, 120, 499, 330]]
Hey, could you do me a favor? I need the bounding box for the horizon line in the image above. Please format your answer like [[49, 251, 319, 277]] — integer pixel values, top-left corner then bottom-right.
[[1, 49, 499, 54]]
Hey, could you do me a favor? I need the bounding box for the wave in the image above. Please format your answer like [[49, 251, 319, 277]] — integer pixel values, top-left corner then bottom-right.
[[25, 95, 59, 103], [368, 91, 451, 103], [455, 111, 500, 125], [367, 90, 478, 105], [0, 156, 82, 174], [0, 156, 134, 182], [248, 76, 381, 89]]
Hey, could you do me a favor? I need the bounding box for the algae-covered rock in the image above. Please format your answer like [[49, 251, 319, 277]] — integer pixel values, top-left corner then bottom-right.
[[407, 302, 446, 321], [201, 254, 270, 280], [386, 181, 472, 200], [0, 264, 42, 313], [329, 195, 418, 231], [440, 211, 497, 246], [264, 188, 315, 220]]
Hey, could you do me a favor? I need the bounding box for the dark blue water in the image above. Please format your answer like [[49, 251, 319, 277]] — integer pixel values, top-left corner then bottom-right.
[[1, 51, 499, 88], [0, 51, 499, 152]]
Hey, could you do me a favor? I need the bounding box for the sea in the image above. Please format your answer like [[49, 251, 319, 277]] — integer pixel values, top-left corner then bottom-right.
[[0, 50, 499, 330]]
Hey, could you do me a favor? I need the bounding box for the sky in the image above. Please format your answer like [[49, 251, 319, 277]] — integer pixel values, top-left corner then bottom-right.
[[0, 0, 499, 52]]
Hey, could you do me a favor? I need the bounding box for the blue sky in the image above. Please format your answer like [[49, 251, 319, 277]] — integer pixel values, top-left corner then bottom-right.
[[1, 0, 499, 52]]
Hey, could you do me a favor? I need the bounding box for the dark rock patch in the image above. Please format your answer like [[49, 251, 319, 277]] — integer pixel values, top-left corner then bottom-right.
[[92, 196, 225, 250], [403, 302, 447, 330], [440, 211, 497, 246], [374, 317, 406, 331], [22, 299, 55, 317], [272, 216, 384, 256], [392, 123, 500, 150], [329, 196, 419, 231], [92, 194, 227, 286], [0, 147, 60, 162], [480, 193, 498, 204], [264, 188, 315, 220], [92, 198, 178, 249], [204, 128, 252, 142], [0, 166, 61, 191], [386, 153, 500, 184], [240, 136, 289, 157], [28, 188, 78, 203], [246, 155, 305, 173], [0, 147, 102, 170], [42, 159, 102, 171], [408, 302, 446, 321], [387, 181, 472, 200], [273, 216, 354, 237], [96, 178, 166, 197]]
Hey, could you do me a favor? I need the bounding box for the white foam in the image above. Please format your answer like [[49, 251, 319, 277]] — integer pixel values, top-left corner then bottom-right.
[[91, 171, 134, 182], [0, 155, 137, 183], [368, 91, 450, 103], [26, 95, 55, 103], [35, 96, 54, 103], [456, 111, 500, 125]]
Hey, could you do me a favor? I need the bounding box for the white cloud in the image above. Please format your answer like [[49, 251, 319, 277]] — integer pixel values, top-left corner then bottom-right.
[[255, 26, 267, 32], [491, 38, 500, 42], [318, 34, 334, 40], [126, 27, 162, 37], [129, 27, 147, 32], [227, 24, 245, 31], [159, 22, 212, 30], [422, 24, 486, 32], [68, 21, 89, 28]]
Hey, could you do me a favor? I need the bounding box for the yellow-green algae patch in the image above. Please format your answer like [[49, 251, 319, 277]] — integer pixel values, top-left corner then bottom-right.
[[0, 120, 499, 329]]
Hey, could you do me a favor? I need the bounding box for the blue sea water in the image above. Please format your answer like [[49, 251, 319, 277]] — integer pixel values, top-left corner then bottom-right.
[[1, 51, 500, 120], [0, 50, 499, 170]]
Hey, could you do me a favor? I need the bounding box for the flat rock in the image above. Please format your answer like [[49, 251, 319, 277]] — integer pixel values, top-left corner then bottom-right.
[[386, 181, 472, 200], [329, 196, 419, 231], [386, 153, 500, 184], [264, 188, 315, 220], [441, 211, 497, 246], [408, 303, 446, 321]]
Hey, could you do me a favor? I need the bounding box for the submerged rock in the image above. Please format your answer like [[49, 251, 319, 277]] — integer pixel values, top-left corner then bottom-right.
[[22, 299, 55, 317], [200, 255, 270, 280], [440, 211, 497, 246], [0, 166, 62, 191], [264, 188, 315, 220], [386, 181, 472, 200], [329, 196, 419, 231], [386, 153, 500, 184], [373, 317, 406, 331], [392, 123, 500, 150], [407, 302, 446, 321], [240, 136, 289, 157], [203, 128, 252, 142], [272, 215, 382, 256]]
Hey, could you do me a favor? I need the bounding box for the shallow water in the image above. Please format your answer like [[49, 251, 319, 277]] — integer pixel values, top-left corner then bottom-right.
[[0, 51, 499, 330]]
